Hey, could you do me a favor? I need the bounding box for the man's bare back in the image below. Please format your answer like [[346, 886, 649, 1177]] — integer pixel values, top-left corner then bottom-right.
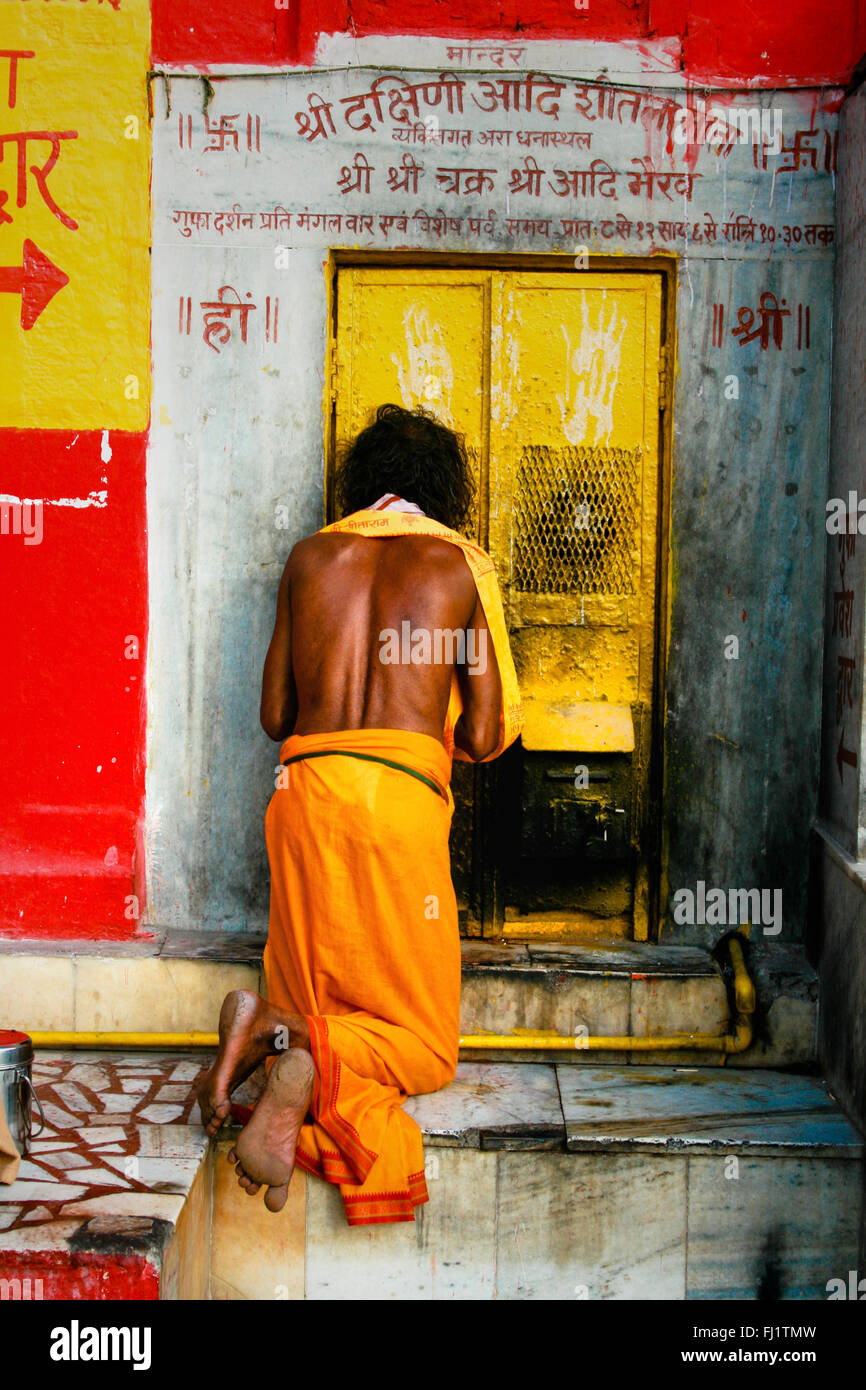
[[260, 531, 503, 761]]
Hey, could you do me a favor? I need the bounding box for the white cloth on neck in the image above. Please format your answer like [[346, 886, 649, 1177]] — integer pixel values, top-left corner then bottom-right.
[[367, 493, 425, 516]]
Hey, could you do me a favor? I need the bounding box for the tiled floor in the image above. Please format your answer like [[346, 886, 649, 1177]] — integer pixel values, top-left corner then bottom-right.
[[0, 1050, 209, 1234]]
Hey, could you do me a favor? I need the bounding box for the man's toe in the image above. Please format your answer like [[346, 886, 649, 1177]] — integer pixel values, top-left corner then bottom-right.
[[265, 1183, 289, 1213]]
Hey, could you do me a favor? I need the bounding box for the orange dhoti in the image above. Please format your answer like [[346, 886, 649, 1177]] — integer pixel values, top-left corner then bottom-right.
[[263, 727, 461, 1226]]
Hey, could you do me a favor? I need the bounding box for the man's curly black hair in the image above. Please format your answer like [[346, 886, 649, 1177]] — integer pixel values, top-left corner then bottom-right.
[[335, 403, 475, 533]]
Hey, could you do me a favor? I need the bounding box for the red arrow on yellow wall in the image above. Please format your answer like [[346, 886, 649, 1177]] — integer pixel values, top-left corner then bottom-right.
[[0, 238, 69, 329]]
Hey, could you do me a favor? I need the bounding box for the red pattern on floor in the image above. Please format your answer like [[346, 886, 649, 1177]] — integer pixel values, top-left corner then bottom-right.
[[0, 1051, 212, 1233]]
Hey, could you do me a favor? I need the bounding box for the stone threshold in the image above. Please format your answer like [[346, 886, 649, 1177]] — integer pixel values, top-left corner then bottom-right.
[[0, 929, 267, 962], [0, 930, 728, 972], [408, 1062, 862, 1157]]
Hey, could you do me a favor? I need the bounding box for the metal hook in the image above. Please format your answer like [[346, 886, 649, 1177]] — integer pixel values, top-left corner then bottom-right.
[[21, 1074, 45, 1148]]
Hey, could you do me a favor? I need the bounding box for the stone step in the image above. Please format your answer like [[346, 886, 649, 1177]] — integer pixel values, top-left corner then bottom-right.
[[1, 1050, 859, 1300], [459, 938, 817, 1067], [222, 1061, 862, 1300], [0, 933, 817, 1067]]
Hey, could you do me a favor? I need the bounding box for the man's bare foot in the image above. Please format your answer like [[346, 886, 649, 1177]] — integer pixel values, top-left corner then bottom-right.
[[228, 1048, 315, 1212], [196, 989, 310, 1138]]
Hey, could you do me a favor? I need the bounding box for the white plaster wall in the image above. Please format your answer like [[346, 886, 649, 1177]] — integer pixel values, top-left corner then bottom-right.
[[146, 51, 837, 934]]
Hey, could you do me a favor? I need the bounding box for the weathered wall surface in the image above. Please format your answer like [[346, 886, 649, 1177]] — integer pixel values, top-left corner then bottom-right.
[[665, 234, 833, 944], [818, 83, 866, 858], [814, 80, 866, 1136], [145, 48, 837, 940]]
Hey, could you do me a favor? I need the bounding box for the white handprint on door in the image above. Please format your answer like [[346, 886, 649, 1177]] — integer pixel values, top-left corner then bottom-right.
[[556, 294, 625, 447], [391, 306, 455, 426]]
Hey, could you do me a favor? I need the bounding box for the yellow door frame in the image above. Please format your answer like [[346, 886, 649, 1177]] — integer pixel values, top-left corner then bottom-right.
[[324, 250, 677, 943]]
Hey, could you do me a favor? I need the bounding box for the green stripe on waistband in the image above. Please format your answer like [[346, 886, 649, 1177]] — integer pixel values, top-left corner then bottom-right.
[[280, 749, 448, 801]]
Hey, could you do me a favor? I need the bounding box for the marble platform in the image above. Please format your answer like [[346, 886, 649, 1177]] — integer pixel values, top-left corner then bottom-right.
[[3, 1049, 858, 1300]]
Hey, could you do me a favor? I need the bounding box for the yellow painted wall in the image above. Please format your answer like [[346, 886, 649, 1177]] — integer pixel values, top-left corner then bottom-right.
[[0, 0, 150, 428]]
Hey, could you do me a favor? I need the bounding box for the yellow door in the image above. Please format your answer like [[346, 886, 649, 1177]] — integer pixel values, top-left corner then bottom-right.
[[331, 266, 664, 941]]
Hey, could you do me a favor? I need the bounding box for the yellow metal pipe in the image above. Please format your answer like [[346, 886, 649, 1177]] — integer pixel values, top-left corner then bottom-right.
[[729, 937, 756, 1014], [31, 1024, 752, 1053], [459, 1023, 752, 1052], [30, 1031, 220, 1049]]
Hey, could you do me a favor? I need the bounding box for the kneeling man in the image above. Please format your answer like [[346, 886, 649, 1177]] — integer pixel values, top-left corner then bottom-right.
[[197, 404, 522, 1224]]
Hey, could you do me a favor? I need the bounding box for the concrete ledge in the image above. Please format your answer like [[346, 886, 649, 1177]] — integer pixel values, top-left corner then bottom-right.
[[459, 940, 816, 1068], [0, 930, 269, 962], [211, 1062, 862, 1300], [0, 936, 263, 1034]]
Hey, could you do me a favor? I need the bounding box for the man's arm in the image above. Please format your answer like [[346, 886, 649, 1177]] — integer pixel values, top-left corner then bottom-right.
[[260, 554, 298, 741], [453, 593, 502, 762]]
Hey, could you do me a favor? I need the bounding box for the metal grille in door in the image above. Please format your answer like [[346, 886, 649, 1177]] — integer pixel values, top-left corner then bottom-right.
[[512, 444, 643, 596]]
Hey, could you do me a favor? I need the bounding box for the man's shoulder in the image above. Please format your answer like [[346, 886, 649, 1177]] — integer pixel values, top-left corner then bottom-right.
[[287, 524, 491, 588], [285, 530, 346, 565]]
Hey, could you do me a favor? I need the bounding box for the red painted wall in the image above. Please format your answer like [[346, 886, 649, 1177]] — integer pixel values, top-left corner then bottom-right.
[[0, 430, 148, 939], [152, 0, 865, 86], [0, 1248, 160, 1299]]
